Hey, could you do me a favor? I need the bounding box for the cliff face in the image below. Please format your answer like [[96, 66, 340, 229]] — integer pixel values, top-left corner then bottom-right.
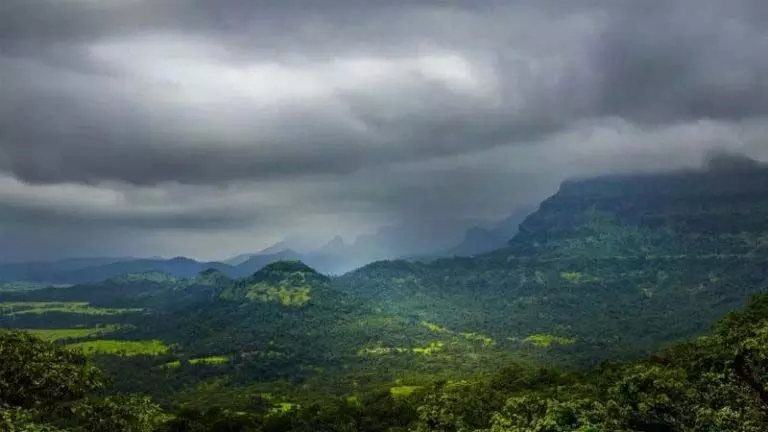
[[511, 167, 768, 259]]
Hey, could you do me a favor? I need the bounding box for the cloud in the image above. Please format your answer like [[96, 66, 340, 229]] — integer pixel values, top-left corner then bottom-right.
[[593, 0, 768, 122], [0, 176, 273, 229], [0, 1, 603, 186], [1, 0, 767, 260]]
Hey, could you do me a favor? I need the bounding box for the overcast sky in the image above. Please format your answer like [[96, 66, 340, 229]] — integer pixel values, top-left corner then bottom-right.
[[2, 0, 768, 261]]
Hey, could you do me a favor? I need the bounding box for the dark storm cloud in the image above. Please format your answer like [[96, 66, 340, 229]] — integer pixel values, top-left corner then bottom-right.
[[0, 177, 272, 230], [1, 0, 768, 259], [595, 0, 768, 122], [1, 0, 767, 187], [0, 200, 263, 230]]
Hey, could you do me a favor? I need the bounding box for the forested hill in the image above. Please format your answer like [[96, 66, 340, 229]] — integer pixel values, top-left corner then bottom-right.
[[337, 164, 768, 363], [511, 165, 768, 259], [4, 165, 768, 430], [32, 261, 515, 407]]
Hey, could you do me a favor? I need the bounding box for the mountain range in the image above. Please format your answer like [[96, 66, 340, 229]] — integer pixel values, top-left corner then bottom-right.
[[0, 212, 530, 284], [3, 157, 768, 426]]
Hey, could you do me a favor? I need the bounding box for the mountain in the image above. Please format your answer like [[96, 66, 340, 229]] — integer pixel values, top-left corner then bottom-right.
[[0, 256, 236, 285], [223, 217, 524, 278], [221, 253, 258, 266], [449, 226, 507, 256], [49, 257, 235, 284], [231, 249, 304, 277], [350, 218, 491, 259], [337, 163, 768, 363], [223, 241, 296, 266], [0, 257, 135, 283], [311, 235, 346, 256], [60, 260, 508, 403], [0, 268, 229, 312], [9, 162, 768, 367], [0, 259, 515, 406], [7, 161, 768, 426], [413, 209, 533, 259]]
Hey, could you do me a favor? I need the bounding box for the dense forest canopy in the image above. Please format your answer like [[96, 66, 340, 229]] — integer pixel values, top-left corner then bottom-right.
[[3, 294, 768, 431]]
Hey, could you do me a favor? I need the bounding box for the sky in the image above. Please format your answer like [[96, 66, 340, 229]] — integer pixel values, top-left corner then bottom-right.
[[2, 0, 768, 262]]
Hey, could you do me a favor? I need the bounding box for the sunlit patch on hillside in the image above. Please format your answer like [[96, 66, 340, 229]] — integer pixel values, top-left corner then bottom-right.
[[523, 334, 576, 348], [67, 339, 170, 356], [190, 355, 230, 365], [390, 386, 421, 399], [421, 321, 495, 346], [221, 269, 316, 306], [244, 283, 311, 306], [163, 355, 230, 369], [459, 332, 495, 346]]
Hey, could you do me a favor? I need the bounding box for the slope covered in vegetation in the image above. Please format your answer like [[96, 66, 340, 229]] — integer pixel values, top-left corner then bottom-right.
[[336, 166, 768, 363], [0, 261, 517, 410], [3, 166, 768, 430], [4, 293, 768, 431]]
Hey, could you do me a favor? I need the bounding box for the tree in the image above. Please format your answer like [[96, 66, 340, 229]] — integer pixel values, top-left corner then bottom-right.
[[0, 331, 162, 432], [72, 395, 160, 432], [0, 331, 101, 411]]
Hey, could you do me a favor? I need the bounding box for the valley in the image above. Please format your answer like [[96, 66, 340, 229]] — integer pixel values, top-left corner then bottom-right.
[[3, 164, 768, 430]]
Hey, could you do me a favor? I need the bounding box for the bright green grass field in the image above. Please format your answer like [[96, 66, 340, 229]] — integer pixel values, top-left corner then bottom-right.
[[24, 326, 119, 341], [67, 339, 169, 356], [0, 302, 143, 316], [164, 356, 230, 369]]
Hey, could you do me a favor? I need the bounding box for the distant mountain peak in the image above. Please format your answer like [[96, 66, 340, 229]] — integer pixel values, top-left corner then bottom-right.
[[221, 260, 330, 307], [313, 235, 346, 255], [258, 241, 291, 255]]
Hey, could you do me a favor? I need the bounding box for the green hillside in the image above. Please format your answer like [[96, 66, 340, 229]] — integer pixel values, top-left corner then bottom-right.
[[4, 167, 768, 430], [0, 261, 516, 409], [4, 293, 768, 431], [336, 167, 768, 363]]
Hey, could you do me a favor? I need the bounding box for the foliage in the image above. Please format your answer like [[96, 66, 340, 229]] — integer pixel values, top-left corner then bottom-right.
[[0, 330, 102, 410], [0, 407, 69, 432], [71, 395, 161, 432], [0, 331, 160, 431], [220, 262, 326, 307]]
